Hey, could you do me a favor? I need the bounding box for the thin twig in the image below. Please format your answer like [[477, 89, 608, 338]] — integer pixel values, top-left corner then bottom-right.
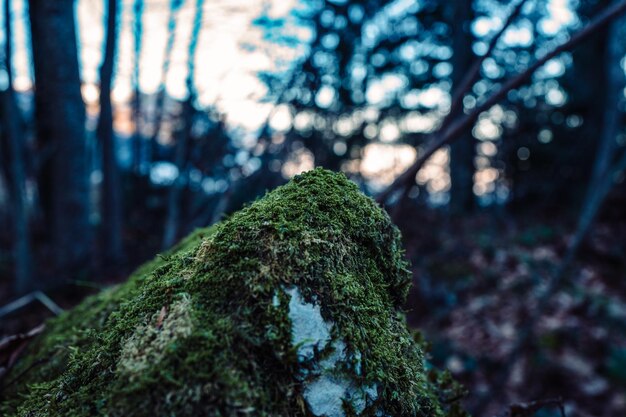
[[0, 291, 63, 319], [0, 324, 46, 384], [377, 0, 626, 205], [496, 397, 566, 417], [33, 292, 64, 316]]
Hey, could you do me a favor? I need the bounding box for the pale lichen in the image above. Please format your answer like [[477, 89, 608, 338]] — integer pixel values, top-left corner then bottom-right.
[[118, 293, 194, 378]]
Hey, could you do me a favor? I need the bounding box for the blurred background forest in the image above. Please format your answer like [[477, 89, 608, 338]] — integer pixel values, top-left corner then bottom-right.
[[0, 0, 626, 415]]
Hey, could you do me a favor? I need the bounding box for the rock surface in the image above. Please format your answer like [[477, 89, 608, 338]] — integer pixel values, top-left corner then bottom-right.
[[0, 169, 464, 417]]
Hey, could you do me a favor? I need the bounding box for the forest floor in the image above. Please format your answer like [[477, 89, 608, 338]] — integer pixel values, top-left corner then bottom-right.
[[1, 203, 625, 417], [399, 204, 626, 417]]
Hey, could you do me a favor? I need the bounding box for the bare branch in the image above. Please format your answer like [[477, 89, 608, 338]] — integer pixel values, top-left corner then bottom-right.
[[0, 291, 63, 319], [442, 0, 528, 131], [496, 397, 566, 417], [377, 0, 626, 205]]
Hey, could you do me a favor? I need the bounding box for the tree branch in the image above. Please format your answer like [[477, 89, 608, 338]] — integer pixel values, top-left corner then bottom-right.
[[377, 0, 626, 205], [442, 0, 528, 131]]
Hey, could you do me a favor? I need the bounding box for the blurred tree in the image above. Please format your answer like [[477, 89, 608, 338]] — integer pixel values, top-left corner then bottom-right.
[[588, 5, 626, 189], [570, 7, 626, 261], [498, 0, 626, 210], [29, 0, 91, 277], [448, 0, 476, 212], [378, 0, 626, 209], [97, 0, 124, 264], [186, 112, 235, 229], [502, 0, 610, 208], [257, 0, 407, 174], [162, 0, 204, 249], [150, 0, 182, 164], [259, 0, 469, 198], [131, 0, 144, 174], [0, 0, 31, 293]]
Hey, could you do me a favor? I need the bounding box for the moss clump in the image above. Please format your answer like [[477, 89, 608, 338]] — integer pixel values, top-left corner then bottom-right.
[[1, 169, 461, 417]]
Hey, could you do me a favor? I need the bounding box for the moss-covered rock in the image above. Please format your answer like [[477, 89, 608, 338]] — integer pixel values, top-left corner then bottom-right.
[[0, 169, 462, 417]]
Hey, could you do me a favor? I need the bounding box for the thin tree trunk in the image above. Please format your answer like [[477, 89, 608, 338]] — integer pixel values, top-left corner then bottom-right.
[[97, 0, 123, 263], [590, 16, 625, 187], [150, 0, 180, 163], [1, 0, 31, 294], [567, 12, 626, 267], [131, 0, 144, 174], [448, 0, 476, 213], [161, 99, 192, 249], [162, 0, 203, 249], [29, 0, 91, 275]]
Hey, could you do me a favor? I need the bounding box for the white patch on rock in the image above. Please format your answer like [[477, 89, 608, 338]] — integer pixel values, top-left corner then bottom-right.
[[319, 339, 346, 369], [282, 287, 379, 416], [286, 287, 332, 361], [363, 384, 378, 402], [303, 373, 378, 417], [304, 375, 348, 417]]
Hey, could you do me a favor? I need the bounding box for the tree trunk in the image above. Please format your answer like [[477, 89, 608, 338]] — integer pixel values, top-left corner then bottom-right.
[[1, 0, 32, 294], [97, 0, 123, 264], [29, 0, 91, 275], [131, 0, 143, 174], [574, 11, 626, 252], [161, 98, 192, 249], [161, 0, 203, 249], [150, 0, 180, 163], [589, 14, 625, 186], [448, 0, 476, 213]]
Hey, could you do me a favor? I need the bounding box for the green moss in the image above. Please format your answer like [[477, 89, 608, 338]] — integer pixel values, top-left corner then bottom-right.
[[1, 169, 462, 417]]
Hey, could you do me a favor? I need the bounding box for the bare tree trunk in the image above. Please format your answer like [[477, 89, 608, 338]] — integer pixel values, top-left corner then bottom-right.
[[150, 0, 180, 163], [29, 0, 91, 276], [590, 16, 625, 187], [570, 12, 626, 264], [97, 0, 123, 264], [162, 0, 203, 249], [448, 0, 476, 213], [161, 99, 192, 249], [1, 0, 31, 294], [131, 0, 144, 174]]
